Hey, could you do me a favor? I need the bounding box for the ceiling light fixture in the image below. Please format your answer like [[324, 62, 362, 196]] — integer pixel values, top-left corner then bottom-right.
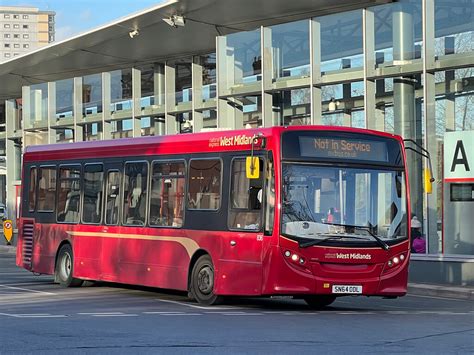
[[163, 15, 185, 28], [129, 29, 140, 38]]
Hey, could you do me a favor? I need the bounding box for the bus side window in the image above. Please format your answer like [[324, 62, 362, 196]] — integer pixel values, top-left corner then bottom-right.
[[228, 158, 263, 231], [149, 161, 185, 228], [187, 159, 222, 210], [83, 164, 104, 224], [38, 166, 56, 212], [106, 171, 121, 225], [56, 165, 81, 223], [28, 167, 37, 212], [123, 162, 148, 226]]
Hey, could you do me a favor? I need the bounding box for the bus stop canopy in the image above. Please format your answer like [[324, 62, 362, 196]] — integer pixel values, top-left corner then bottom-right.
[[0, 0, 391, 100]]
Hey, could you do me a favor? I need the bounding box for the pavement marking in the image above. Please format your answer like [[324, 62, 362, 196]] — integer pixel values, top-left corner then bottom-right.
[[0, 284, 56, 295], [155, 298, 240, 310], [160, 313, 202, 316], [143, 311, 188, 314], [0, 312, 66, 318], [78, 312, 126, 315]]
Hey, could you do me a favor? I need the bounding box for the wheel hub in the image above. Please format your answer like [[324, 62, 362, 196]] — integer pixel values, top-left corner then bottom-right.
[[197, 266, 213, 295]]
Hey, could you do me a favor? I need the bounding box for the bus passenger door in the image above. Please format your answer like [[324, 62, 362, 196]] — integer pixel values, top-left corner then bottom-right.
[[101, 165, 122, 281], [217, 157, 267, 295]]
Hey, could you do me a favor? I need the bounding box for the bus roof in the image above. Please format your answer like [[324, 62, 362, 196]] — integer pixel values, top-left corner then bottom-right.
[[23, 125, 402, 162]]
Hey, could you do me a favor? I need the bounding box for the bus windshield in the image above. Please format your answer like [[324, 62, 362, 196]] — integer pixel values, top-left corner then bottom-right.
[[281, 164, 407, 242]]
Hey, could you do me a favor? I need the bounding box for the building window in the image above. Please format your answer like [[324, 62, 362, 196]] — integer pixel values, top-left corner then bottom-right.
[[4, 44, 10, 48], [4, 53, 11, 58], [13, 53, 19, 56], [23, 24, 28, 29], [4, 24, 10, 29], [14, 44, 19, 48], [23, 15, 28, 19], [23, 44, 29, 48], [3, 34, 10, 38], [4, 14, 10, 19], [13, 24, 19, 29], [13, 34, 19, 39], [13, 15, 19, 19], [23, 34, 29, 39]]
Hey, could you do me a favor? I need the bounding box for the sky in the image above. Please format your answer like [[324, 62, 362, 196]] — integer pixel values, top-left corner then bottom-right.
[[3, 0, 166, 41]]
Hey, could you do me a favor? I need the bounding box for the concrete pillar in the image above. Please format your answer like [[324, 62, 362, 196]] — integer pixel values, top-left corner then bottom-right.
[[47, 82, 56, 144], [101, 72, 112, 140], [153, 64, 165, 135], [132, 67, 142, 137], [73, 77, 83, 142], [310, 18, 322, 125], [165, 62, 177, 135], [393, 2, 423, 224], [192, 56, 204, 133]]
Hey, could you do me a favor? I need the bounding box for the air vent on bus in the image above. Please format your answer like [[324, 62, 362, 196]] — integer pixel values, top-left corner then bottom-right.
[[22, 221, 34, 269]]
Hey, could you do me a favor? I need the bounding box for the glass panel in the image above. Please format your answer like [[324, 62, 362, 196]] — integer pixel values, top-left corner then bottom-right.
[[228, 159, 263, 230], [28, 167, 37, 211], [188, 159, 221, 210], [318, 10, 363, 74], [172, 58, 192, 104], [57, 166, 81, 223], [83, 164, 103, 224], [56, 128, 74, 143], [56, 79, 74, 120], [322, 81, 364, 127], [373, 0, 423, 65], [83, 123, 101, 141], [83, 73, 102, 116], [203, 109, 217, 130], [150, 161, 185, 227], [110, 69, 132, 112], [271, 20, 310, 80], [106, 171, 121, 225], [226, 28, 261, 86], [435, 0, 474, 56], [273, 88, 310, 126], [177, 112, 193, 133], [123, 162, 148, 225], [111, 119, 133, 139], [140, 64, 155, 108], [38, 167, 56, 211], [29, 83, 48, 128], [201, 53, 216, 101]]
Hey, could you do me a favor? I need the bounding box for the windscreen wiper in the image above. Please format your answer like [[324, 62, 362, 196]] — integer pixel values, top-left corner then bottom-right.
[[299, 234, 368, 249], [322, 222, 390, 251]]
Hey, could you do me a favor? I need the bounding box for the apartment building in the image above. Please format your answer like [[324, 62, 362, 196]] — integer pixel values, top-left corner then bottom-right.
[[0, 6, 55, 62]]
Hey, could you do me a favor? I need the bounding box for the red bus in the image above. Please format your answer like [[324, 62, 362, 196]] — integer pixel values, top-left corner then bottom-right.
[[17, 126, 414, 307]]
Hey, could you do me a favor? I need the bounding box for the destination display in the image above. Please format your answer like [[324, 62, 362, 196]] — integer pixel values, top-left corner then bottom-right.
[[299, 136, 389, 162]]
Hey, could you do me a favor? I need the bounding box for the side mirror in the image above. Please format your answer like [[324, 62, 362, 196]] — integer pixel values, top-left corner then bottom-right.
[[246, 157, 260, 179], [424, 169, 433, 194]]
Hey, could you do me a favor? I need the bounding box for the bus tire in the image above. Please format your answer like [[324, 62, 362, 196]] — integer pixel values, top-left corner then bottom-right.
[[189, 255, 223, 305], [303, 295, 336, 309], [55, 244, 83, 287]]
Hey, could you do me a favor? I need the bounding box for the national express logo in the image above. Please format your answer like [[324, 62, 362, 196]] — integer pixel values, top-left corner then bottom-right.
[[209, 135, 254, 148], [325, 253, 372, 260]]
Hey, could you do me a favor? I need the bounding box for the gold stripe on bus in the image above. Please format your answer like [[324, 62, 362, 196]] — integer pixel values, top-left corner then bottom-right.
[[66, 231, 199, 258]]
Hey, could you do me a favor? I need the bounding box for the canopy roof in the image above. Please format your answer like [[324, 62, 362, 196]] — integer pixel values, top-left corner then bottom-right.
[[0, 0, 390, 100]]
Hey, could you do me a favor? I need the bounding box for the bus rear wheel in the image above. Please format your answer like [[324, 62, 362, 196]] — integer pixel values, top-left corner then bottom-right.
[[55, 244, 83, 287], [190, 255, 223, 305], [303, 295, 336, 309]]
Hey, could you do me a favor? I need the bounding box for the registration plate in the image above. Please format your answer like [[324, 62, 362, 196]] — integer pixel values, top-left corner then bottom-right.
[[332, 285, 363, 294]]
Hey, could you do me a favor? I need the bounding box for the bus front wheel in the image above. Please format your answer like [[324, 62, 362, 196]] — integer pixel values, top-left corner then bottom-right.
[[190, 255, 223, 305], [55, 244, 83, 287], [303, 295, 336, 309]]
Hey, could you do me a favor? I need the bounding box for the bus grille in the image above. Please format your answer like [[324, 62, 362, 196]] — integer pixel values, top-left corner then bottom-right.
[[22, 221, 34, 269]]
